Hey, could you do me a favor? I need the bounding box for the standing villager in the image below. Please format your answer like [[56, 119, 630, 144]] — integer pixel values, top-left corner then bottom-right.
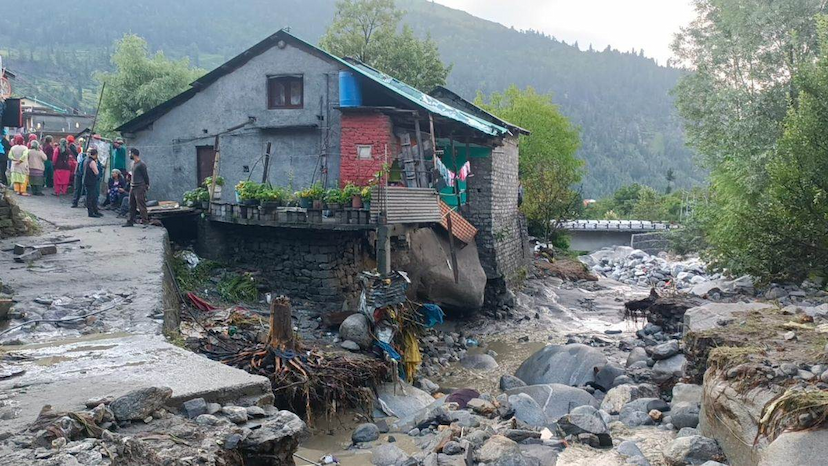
[[84, 148, 102, 218], [53, 138, 74, 196], [26, 140, 48, 196], [70, 137, 86, 208], [41, 135, 54, 188], [0, 129, 9, 186], [111, 137, 127, 173], [8, 135, 30, 195], [124, 148, 149, 227], [27, 133, 37, 148]]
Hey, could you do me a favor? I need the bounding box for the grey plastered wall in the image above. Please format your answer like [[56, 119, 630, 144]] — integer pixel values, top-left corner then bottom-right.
[[466, 136, 530, 286], [125, 42, 344, 203]]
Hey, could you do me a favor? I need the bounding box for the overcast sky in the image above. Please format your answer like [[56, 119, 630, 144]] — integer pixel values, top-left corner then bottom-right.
[[432, 0, 696, 64]]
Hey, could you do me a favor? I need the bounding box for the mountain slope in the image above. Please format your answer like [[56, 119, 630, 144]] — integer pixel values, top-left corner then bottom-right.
[[0, 0, 702, 197]]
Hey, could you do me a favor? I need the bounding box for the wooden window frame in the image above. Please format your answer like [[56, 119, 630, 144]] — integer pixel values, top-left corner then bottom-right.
[[267, 75, 304, 109]]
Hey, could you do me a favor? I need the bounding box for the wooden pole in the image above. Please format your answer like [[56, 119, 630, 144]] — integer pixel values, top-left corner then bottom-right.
[[447, 136, 459, 284], [428, 113, 439, 181], [267, 295, 296, 351], [208, 135, 221, 204], [261, 142, 272, 185], [85, 82, 106, 152], [414, 118, 427, 187]]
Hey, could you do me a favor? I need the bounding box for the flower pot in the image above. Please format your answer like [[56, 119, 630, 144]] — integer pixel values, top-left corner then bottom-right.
[[243, 199, 259, 206], [299, 197, 312, 209], [312, 199, 323, 210], [351, 195, 363, 209], [328, 202, 342, 211], [213, 185, 223, 200], [200, 201, 209, 210], [363, 201, 371, 211]]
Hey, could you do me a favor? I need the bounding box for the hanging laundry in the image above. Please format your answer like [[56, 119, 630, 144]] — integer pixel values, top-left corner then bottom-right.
[[434, 156, 454, 187], [456, 161, 471, 181]]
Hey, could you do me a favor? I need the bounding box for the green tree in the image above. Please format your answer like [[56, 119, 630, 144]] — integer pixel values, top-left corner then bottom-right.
[[319, 0, 450, 91], [475, 86, 582, 241], [672, 0, 828, 276], [96, 34, 204, 134], [665, 169, 675, 194]]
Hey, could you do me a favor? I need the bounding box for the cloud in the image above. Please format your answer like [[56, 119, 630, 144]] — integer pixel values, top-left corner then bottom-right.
[[431, 0, 695, 64]]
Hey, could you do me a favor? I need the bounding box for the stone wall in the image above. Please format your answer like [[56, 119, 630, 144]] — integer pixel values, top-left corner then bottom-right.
[[465, 136, 530, 300], [196, 220, 371, 311], [631, 231, 671, 255], [0, 186, 33, 238], [339, 111, 396, 187]]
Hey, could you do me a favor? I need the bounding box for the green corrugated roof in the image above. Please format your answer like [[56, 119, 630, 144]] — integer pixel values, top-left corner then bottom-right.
[[284, 31, 508, 137]]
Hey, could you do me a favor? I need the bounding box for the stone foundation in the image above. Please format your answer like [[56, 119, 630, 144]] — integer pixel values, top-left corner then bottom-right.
[[197, 220, 371, 311], [0, 186, 34, 238]]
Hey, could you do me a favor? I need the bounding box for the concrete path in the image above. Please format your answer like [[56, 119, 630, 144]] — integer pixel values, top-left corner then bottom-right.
[[0, 194, 270, 435]]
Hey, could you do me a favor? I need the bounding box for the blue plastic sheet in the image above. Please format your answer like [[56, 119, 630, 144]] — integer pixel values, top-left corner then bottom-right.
[[419, 303, 445, 328]]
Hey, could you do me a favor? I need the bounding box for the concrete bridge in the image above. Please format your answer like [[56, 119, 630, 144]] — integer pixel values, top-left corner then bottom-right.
[[560, 219, 677, 253]]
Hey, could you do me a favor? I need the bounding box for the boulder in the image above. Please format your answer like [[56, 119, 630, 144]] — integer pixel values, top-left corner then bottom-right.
[[505, 384, 598, 421], [182, 398, 207, 419], [466, 398, 496, 416], [352, 423, 381, 443], [477, 435, 527, 466], [392, 399, 449, 432], [627, 347, 649, 367], [109, 387, 172, 421], [340, 340, 361, 351], [594, 362, 624, 390], [600, 384, 657, 415], [340, 314, 372, 349], [403, 228, 486, 312], [221, 406, 249, 424], [460, 354, 498, 370], [372, 443, 410, 465], [653, 354, 686, 383], [518, 444, 559, 466], [499, 374, 527, 391], [618, 440, 645, 459], [376, 382, 434, 420], [663, 435, 724, 465], [556, 405, 611, 447], [619, 398, 659, 427], [671, 402, 700, 429], [507, 393, 547, 427], [242, 410, 309, 463], [649, 340, 680, 360], [672, 384, 703, 405], [514, 344, 607, 386]]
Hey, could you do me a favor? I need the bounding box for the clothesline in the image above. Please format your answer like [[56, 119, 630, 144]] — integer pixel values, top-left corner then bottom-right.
[[433, 157, 471, 187]]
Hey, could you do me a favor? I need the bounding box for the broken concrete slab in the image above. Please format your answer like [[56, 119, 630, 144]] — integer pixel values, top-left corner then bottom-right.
[[0, 334, 271, 433], [683, 302, 775, 334], [13, 249, 41, 263]]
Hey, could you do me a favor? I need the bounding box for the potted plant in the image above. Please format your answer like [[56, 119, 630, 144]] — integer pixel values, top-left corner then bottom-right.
[[236, 181, 262, 206], [182, 188, 204, 207], [203, 176, 225, 199], [299, 183, 324, 209], [325, 188, 344, 210], [361, 185, 372, 210], [258, 186, 285, 209], [343, 183, 362, 208]]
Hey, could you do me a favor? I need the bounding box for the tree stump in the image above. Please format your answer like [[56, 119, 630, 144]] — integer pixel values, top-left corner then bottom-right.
[[267, 295, 296, 351]]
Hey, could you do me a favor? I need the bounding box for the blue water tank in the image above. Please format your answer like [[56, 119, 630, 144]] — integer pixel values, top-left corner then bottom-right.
[[339, 71, 363, 107]]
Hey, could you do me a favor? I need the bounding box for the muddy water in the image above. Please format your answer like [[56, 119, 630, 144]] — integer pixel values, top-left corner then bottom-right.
[[296, 415, 421, 466]]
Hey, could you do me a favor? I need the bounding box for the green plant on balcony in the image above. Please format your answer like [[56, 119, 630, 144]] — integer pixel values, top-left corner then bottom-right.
[[257, 186, 286, 206], [183, 187, 209, 206], [236, 180, 262, 205], [325, 188, 345, 209], [202, 176, 225, 188]]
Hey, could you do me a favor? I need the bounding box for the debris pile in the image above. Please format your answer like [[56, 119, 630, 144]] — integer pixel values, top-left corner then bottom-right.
[[0, 185, 35, 238], [0, 386, 308, 466], [581, 246, 715, 291], [0, 291, 128, 345]]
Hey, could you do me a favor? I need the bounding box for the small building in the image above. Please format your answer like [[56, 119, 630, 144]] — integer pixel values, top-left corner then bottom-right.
[[18, 96, 95, 141], [117, 29, 530, 312]]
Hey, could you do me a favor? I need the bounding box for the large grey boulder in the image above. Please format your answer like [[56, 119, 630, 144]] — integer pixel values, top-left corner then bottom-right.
[[376, 382, 434, 420], [507, 393, 547, 427], [242, 410, 309, 464], [460, 354, 498, 370], [663, 435, 724, 465], [600, 384, 657, 415], [110, 386, 172, 421], [649, 340, 680, 360], [499, 374, 526, 391], [671, 402, 701, 429], [518, 444, 558, 466], [403, 228, 486, 312], [594, 362, 624, 389], [653, 354, 687, 383], [352, 423, 381, 443], [514, 344, 607, 386], [690, 276, 754, 297], [505, 384, 598, 421], [372, 443, 410, 465], [673, 383, 703, 404], [340, 313, 372, 349], [557, 405, 611, 447], [477, 435, 527, 466], [627, 347, 649, 367]]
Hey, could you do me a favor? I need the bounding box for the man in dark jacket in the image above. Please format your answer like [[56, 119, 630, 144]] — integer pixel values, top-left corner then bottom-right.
[[0, 129, 10, 185], [123, 148, 150, 227]]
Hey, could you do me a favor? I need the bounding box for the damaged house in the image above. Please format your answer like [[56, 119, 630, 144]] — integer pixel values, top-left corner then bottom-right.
[[117, 29, 530, 312]]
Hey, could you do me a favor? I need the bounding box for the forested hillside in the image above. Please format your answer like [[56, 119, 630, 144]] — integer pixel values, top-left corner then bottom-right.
[[0, 0, 702, 197]]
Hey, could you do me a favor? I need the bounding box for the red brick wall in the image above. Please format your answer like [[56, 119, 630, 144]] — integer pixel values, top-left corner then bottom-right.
[[339, 112, 396, 187]]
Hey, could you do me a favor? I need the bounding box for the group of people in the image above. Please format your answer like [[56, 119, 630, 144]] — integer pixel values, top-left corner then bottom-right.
[[0, 129, 150, 227]]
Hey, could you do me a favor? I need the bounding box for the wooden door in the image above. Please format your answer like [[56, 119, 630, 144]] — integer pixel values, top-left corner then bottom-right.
[[196, 146, 216, 187]]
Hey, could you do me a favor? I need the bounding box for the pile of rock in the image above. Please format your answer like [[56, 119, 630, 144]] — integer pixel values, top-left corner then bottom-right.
[[581, 246, 717, 291], [0, 185, 34, 239], [0, 386, 308, 466]]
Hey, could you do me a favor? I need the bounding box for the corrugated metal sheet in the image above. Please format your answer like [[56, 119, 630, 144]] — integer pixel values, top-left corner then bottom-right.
[[370, 187, 441, 224]]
